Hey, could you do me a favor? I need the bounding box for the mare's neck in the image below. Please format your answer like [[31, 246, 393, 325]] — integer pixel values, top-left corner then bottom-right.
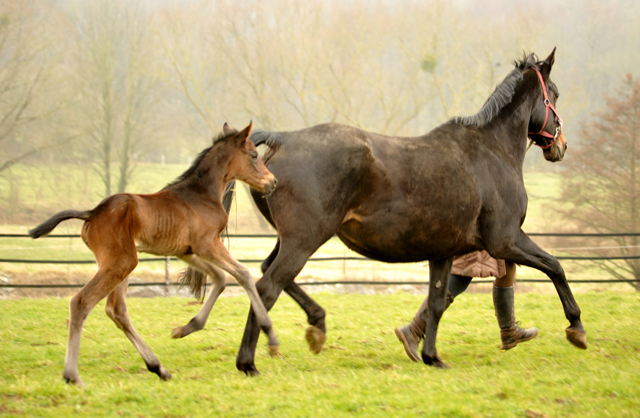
[[486, 81, 538, 170]]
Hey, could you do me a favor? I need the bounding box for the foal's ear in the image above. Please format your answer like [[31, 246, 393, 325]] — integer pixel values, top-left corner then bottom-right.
[[236, 121, 254, 146], [223, 122, 236, 136], [541, 47, 556, 77]]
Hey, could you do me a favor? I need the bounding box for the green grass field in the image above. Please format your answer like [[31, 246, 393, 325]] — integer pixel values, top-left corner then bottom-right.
[[1, 292, 639, 417]]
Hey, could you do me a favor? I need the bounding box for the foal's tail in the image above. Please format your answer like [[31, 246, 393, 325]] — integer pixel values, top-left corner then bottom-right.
[[28, 210, 91, 238], [178, 267, 208, 301]]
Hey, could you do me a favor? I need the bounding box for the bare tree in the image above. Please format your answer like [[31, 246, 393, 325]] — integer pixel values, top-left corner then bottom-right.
[[71, 0, 160, 196], [559, 74, 640, 290], [0, 0, 70, 173]]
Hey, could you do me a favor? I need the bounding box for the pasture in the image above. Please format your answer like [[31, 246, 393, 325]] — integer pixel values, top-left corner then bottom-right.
[[1, 292, 639, 417]]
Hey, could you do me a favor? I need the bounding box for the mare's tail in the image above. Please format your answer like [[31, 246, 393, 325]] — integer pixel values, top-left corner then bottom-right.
[[28, 210, 91, 238]]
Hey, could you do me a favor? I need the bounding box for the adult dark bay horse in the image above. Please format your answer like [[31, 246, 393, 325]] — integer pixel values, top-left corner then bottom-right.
[[29, 122, 278, 385], [179, 49, 585, 374]]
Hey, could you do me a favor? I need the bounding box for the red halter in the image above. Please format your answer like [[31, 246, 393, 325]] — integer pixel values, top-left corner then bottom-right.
[[528, 66, 563, 150]]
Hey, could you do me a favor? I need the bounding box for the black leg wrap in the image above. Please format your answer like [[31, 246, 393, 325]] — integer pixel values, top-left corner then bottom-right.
[[448, 274, 473, 298]]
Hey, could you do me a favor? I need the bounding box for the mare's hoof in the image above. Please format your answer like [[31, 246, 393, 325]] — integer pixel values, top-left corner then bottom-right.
[[422, 353, 450, 369], [395, 326, 420, 362], [269, 345, 284, 358], [566, 327, 587, 349], [305, 326, 326, 354], [240, 366, 260, 377], [171, 327, 185, 339]]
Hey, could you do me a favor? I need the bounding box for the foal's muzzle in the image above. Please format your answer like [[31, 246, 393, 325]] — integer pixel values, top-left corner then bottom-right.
[[261, 175, 278, 195]]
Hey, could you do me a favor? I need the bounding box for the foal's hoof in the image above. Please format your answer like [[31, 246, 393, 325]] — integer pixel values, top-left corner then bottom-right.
[[148, 364, 172, 381], [63, 373, 85, 387], [395, 326, 420, 362], [158, 367, 172, 381], [421, 353, 450, 369], [305, 326, 326, 354], [566, 327, 588, 349], [268, 345, 284, 358]]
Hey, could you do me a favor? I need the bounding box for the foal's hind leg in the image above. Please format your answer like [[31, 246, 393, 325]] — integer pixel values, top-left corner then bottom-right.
[[105, 278, 172, 381], [172, 255, 227, 338], [64, 262, 136, 385]]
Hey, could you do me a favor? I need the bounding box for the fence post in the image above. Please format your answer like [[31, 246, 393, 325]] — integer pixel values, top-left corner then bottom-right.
[[165, 257, 170, 297]]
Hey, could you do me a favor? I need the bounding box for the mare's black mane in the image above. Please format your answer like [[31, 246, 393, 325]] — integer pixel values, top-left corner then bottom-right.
[[452, 55, 536, 127]]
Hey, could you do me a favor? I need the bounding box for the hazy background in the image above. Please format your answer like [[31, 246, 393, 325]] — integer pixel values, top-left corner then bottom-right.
[[2, 0, 639, 202], [1, 0, 639, 288]]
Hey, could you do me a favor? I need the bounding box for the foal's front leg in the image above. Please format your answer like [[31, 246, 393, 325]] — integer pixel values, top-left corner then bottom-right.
[[200, 241, 280, 355], [172, 256, 227, 338]]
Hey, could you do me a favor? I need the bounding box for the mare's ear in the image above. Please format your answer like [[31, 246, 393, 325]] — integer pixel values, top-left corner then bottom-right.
[[541, 47, 556, 77], [223, 122, 236, 136], [526, 53, 537, 67], [235, 121, 254, 146]]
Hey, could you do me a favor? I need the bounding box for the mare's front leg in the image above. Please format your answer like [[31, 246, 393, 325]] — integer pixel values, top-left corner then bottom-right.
[[490, 230, 587, 349], [236, 241, 318, 376], [172, 256, 227, 338], [421, 258, 454, 368]]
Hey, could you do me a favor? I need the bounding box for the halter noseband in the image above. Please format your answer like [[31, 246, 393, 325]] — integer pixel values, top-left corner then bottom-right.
[[528, 66, 563, 150]]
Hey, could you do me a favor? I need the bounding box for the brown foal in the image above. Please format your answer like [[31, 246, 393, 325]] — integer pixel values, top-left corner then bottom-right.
[[29, 122, 277, 385]]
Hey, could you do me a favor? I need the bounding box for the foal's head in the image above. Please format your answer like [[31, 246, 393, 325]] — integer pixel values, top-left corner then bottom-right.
[[217, 122, 277, 194], [525, 48, 567, 162]]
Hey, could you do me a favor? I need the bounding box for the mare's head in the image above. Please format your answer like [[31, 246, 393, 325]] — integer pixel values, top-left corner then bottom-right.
[[525, 48, 567, 162], [217, 121, 277, 194]]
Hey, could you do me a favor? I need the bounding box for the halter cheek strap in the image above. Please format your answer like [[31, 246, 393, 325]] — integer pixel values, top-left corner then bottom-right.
[[528, 66, 563, 150]]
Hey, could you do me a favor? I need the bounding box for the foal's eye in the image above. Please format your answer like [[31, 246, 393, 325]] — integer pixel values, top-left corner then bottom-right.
[[249, 151, 258, 160]]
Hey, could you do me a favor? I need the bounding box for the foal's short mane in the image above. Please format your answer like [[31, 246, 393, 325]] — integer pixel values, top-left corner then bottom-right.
[[167, 130, 237, 187], [452, 55, 536, 127]]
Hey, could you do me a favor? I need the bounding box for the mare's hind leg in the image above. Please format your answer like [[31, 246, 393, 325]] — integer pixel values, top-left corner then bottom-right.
[[420, 257, 454, 368], [489, 230, 586, 349], [264, 238, 327, 354], [172, 255, 227, 338], [196, 240, 280, 354], [105, 278, 171, 381], [286, 282, 327, 354], [64, 260, 137, 385]]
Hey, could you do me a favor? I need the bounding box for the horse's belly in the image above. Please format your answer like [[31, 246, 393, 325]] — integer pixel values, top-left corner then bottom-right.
[[337, 213, 476, 263]]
